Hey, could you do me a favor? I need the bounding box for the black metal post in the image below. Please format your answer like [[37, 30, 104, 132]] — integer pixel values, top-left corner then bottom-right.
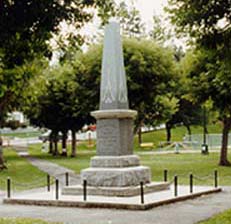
[[140, 182, 144, 204], [65, 172, 69, 186], [83, 180, 87, 201], [47, 175, 50, 192], [55, 179, 59, 200], [214, 170, 218, 188], [174, 176, 178, 197], [7, 177, 11, 198], [164, 169, 168, 182], [190, 174, 193, 193]]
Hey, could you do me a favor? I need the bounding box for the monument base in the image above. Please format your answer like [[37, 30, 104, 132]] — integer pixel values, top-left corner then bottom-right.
[[62, 182, 170, 197], [62, 155, 170, 197], [81, 165, 151, 187]]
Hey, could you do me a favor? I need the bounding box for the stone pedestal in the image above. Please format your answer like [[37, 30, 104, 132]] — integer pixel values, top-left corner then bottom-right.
[[92, 110, 137, 156], [79, 109, 152, 189]]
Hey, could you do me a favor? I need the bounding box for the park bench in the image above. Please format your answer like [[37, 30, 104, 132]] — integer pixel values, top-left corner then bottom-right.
[[140, 142, 154, 149]]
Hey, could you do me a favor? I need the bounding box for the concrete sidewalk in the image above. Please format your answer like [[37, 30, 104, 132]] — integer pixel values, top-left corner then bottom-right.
[[0, 188, 231, 224]]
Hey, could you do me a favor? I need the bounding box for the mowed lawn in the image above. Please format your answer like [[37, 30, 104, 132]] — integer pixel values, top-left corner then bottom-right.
[[198, 209, 231, 224], [29, 143, 231, 186], [0, 218, 60, 224], [134, 124, 223, 150], [0, 148, 47, 190]]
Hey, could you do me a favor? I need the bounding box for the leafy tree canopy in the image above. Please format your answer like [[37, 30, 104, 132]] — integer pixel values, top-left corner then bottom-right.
[[166, 0, 231, 48], [0, 0, 114, 125], [71, 38, 178, 131]]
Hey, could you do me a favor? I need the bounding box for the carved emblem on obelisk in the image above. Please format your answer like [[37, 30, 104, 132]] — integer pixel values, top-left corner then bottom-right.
[[100, 22, 128, 110]]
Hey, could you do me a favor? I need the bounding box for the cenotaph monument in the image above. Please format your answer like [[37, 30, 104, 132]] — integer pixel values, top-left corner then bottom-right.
[[63, 21, 169, 196]]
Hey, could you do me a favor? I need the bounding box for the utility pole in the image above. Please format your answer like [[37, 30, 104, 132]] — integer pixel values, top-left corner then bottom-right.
[[201, 106, 209, 154]]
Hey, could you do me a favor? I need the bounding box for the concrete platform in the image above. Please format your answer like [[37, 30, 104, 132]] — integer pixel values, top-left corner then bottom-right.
[[62, 182, 170, 197], [3, 185, 222, 210]]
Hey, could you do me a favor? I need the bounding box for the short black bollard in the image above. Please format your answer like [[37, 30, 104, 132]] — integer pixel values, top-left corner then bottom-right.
[[140, 182, 144, 204], [65, 172, 69, 186], [214, 170, 218, 188], [55, 179, 59, 200], [174, 176, 178, 197], [164, 169, 168, 182], [7, 177, 11, 198], [190, 174, 193, 193], [47, 175, 50, 192], [83, 180, 87, 201]]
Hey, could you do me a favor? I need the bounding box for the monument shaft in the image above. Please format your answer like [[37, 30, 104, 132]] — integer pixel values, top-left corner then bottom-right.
[[91, 21, 137, 156]]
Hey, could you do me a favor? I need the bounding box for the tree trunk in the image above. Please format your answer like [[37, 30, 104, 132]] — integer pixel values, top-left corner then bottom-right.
[[186, 125, 192, 141], [166, 122, 172, 143], [49, 140, 53, 154], [48, 132, 53, 154], [219, 117, 231, 166], [0, 138, 6, 169], [138, 127, 142, 145], [61, 131, 67, 157], [53, 132, 59, 156], [71, 130, 76, 157], [0, 153, 6, 169]]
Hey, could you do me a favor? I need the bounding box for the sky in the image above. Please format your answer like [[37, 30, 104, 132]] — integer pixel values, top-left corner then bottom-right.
[[51, 0, 174, 63], [82, 0, 170, 39], [131, 0, 168, 24]]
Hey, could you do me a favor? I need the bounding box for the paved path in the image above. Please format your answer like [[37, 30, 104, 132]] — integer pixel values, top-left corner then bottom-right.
[[16, 149, 81, 187], [0, 188, 231, 224]]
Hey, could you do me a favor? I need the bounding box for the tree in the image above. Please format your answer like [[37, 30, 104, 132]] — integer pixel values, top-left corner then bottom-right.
[[24, 38, 177, 153], [23, 62, 92, 157], [149, 14, 172, 45], [71, 39, 178, 144], [166, 0, 231, 165], [187, 49, 231, 165], [165, 99, 203, 142], [0, 0, 115, 124], [115, 2, 145, 38]]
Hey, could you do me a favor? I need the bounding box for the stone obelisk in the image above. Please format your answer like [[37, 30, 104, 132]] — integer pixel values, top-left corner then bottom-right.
[[63, 21, 169, 196]]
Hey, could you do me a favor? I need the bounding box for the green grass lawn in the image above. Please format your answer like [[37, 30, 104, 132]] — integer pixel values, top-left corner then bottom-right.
[[0, 218, 60, 224], [30, 123, 223, 152], [29, 143, 231, 186], [198, 209, 231, 224], [142, 152, 231, 185], [134, 123, 223, 150], [0, 148, 47, 191]]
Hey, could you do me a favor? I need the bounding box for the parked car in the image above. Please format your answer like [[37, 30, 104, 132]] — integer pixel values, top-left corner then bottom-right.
[[38, 130, 62, 142]]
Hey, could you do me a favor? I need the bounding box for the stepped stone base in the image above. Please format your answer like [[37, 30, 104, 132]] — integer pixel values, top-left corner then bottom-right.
[[62, 155, 169, 197], [62, 182, 170, 197], [90, 155, 140, 168], [81, 166, 151, 187]]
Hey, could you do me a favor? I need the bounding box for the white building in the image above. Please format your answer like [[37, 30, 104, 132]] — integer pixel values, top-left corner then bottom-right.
[[7, 111, 25, 123]]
